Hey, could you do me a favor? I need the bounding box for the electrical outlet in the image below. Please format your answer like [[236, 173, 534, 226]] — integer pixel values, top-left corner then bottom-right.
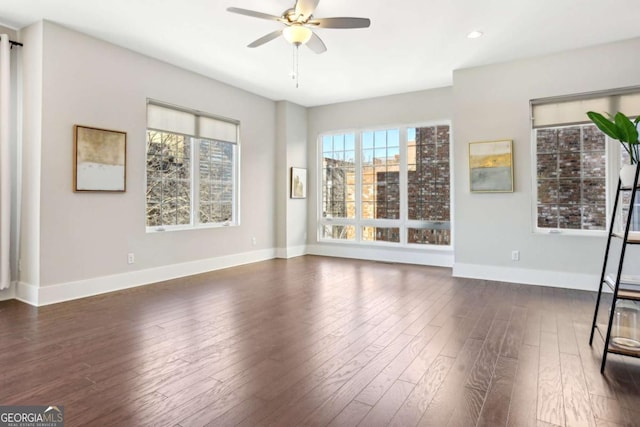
[[251, 237, 257, 246], [127, 253, 135, 264], [511, 250, 520, 261]]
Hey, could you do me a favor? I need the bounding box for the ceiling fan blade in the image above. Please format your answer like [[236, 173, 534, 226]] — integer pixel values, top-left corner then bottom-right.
[[306, 32, 327, 54], [294, 0, 320, 19], [308, 17, 371, 29], [247, 29, 283, 48], [227, 7, 284, 22]]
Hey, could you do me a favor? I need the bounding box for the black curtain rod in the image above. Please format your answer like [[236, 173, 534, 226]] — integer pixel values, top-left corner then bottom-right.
[[9, 40, 23, 48]]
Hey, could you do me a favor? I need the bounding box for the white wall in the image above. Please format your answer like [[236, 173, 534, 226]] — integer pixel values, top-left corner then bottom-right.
[[18, 21, 278, 304], [274, 101, 308, 258], [452, 37, 640, 290], [306, 87, 455, 266], [275, 102, 288, 252], [15, 22, 42, 303]]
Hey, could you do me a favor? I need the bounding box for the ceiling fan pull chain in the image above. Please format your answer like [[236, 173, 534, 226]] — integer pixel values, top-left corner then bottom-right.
[[296, 44, 300, 88], [291, 45, 296, 83]]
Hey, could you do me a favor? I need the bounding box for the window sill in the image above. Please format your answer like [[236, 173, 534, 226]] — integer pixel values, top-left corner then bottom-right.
[[317, 238, 452, 251], [146, 221, 239, 233], [534, 228, 607, 237]]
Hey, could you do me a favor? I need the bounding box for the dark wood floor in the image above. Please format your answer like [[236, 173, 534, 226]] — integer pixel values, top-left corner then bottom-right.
[[1, 256, 639, 426]]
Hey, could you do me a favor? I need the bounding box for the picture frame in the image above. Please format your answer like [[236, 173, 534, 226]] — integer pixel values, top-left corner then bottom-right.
[[291, 167, 307, 199], [469, 139, 514, 193], [74, 125, 127, 192]]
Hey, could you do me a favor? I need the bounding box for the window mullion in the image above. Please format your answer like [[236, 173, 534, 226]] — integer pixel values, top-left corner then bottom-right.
[[355, 131, 362, 242], [399, 127, 408, 245], [192, 137, 199, 227]]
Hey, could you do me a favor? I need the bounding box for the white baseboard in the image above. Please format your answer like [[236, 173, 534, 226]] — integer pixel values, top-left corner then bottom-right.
[[276, 245, 307, 259], [15, 281, 38, 305], [10, 252, 598, 307], [16, 248, 277, 307], [0, 282, 16, 302], [306, 244, 454, 267], [453, 262, 599, 291]]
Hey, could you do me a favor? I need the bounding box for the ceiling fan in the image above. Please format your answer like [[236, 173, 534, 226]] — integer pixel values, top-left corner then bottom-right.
[[227, 0, 371, 54]]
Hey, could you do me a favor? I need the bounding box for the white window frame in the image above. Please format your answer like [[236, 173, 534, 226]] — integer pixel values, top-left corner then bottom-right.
[[145, 100, 241, 233], [530, 125, 614, 237], [317, 121, 453, 249]]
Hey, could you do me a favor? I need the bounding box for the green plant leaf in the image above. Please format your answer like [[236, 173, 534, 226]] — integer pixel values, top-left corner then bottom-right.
[[615, 112, 639, 144], [587, 111, 621, 141]]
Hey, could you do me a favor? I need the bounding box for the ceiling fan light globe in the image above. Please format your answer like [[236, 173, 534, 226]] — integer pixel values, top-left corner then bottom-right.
[[283, 25, 312, 45]]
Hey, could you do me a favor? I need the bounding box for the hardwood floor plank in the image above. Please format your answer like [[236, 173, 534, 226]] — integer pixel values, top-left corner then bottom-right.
[[388, 355, 454, 427], [507, 343, 540, 427], [245, 339, 387, 427], [477, 356, 518, 427], [560, 352, 596, 426], [357, 380, 414, 427], [327, 401, 372, 427], [417, 338, 484, 427], [440, 313, 482, 358], [537, 331, 565, 426], [540, 287, 559, 334], [502, 306, 527, 359], [399, 317, 460, 384], [590, 394, 631, 426], [445, 384, 486, 427], [203, 396, 267, 427], [299, 333, 415, 427], [574, 322, 618, 400], [465, 318, 509, 394], [469, 299, 500, 341], [355, 326, 439, 406]]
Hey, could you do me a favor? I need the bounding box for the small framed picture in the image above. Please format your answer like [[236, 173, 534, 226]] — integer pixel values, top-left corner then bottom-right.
[[469, 139, 514, 193], [291, 167, 307, 199], [74, 125, 127, 192]]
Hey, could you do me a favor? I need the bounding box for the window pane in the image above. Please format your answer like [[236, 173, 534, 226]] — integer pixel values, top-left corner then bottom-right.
[[408, 226, 450, 245], [321, 225, 356, 240], [322, 135, 333, 153], [146, 130, 191, 227], [408, 126, 451, 228], [345, 134, 355, 151], [362, 132, 374, 149], [362, 129, 401, 220], [199, 139, 235, 224], [362, 227, 400, 243], [535, 124, 605, 230], [321, 133, 356, 219]]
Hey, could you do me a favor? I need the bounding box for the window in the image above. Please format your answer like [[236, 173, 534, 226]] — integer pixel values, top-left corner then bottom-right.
[[319, 124, 451, 246], [535, 124, 606, 230], [146, 101, 239, 231], [532, 88, 640, 233]]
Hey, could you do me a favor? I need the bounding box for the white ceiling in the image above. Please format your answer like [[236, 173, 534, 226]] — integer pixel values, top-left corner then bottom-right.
[[1, 0, 640, 107]]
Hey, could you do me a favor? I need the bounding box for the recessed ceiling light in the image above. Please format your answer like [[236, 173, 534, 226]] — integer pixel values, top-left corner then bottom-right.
[[467, 30, 484, 39]]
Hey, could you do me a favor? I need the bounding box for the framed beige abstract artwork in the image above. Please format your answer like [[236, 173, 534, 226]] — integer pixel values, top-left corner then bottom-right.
[[469, 139, 514, 193], [74, 125, 127, 192], [291, 167, 307, 199]]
